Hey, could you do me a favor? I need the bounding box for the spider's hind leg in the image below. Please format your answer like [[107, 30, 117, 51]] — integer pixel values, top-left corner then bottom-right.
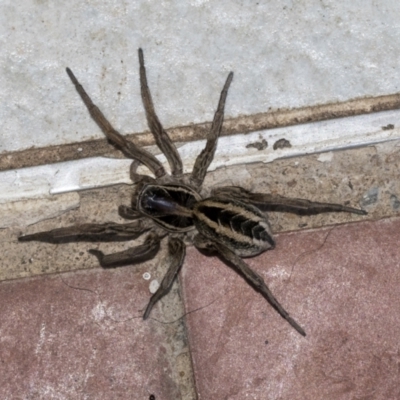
[[212, 186, 367, 216], [194, 234, 306, 337]]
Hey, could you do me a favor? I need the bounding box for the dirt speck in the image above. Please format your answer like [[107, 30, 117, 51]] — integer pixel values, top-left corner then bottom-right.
[[273, 138, 292, 150], [246, 139, 268, 151]]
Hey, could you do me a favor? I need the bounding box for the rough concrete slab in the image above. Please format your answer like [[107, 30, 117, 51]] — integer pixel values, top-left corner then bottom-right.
[[3, 141, 400, 281], [0, 266, 195, 400], [182, 217, 400, 399], [0, 192, 79, 228], [1, 143, 400, 399], [3, 1, 400, 155]]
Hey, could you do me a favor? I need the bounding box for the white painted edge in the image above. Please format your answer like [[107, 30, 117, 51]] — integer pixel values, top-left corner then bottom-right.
[[1, 108, 400, 204]]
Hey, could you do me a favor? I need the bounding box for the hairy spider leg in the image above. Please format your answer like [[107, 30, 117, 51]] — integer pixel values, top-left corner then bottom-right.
[[212, 186, 367, 215], [138, 48, 183, 177], [65, 67, 165, 178], [118, 205, 143, 220], [143, 237, 186, 319], [89, 232, 161, 268], [194, 235, 306, 336], [18, 221, 149, 243], [190, 72, 234, 188]]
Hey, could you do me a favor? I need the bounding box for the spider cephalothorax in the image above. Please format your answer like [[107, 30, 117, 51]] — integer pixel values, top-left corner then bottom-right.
[[19, 49, 367, 336]]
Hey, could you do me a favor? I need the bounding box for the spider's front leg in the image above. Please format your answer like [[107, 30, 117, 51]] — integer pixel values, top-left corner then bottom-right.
[[138, 49, 183, 177], [194, 235, 306, 337], [119, 171, 160, 221], [18, 220, 150, 243], [212, 186, 367, 216], [190, 71, 234, 188], [65, 67, 165, 178], [143, 236, 186, 319], [118, 205, 142, 220]]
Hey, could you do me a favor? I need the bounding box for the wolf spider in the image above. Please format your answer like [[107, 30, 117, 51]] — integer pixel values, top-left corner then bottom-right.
[[19, 49, 367, 336]]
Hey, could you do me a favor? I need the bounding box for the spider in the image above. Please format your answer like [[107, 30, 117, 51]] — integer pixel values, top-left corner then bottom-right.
[[19, 49, 367, 337]]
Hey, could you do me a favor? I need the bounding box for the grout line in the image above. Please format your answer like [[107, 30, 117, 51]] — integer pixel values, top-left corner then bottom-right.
[[1, 106, 400, 208], [1, 92, 400, 172]]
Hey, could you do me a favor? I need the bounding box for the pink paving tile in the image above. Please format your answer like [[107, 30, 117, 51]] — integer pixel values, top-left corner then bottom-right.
[[182, 217, 400, 400], [0, 267, 181, 399]]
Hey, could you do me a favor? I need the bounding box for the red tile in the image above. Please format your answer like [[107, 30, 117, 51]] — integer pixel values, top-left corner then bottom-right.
[[0, 267, 181, 399], [183, 218, 400, 400]]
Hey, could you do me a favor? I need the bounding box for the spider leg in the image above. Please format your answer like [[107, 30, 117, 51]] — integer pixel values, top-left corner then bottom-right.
[[212, 186, 367, 216], [18, 221, 149, 243], [120, 169, 158, 220], [138, 48, 183, 176], [190, 72, 234, 188], [66, 68, 165, 178], [89, 232, 161, 268], [143, 237, 185, 319], [118, 205, 142, 220], [129, 160, 157, 184], [194, 234, 306, 337]]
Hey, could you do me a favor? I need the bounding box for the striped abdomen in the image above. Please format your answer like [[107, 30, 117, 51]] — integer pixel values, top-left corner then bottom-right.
[[193, 197, 275, 257]]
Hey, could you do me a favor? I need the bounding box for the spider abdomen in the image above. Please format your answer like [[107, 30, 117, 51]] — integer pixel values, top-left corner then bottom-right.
[[193, 197, 275, 257]]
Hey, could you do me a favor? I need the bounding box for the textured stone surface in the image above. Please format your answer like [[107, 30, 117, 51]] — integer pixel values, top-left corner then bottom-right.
[[0, 192, 80, 228], [0, 267, 195, 399], [2, 141, 400, 399], [4, 141, 400, 281], [3, 4, 400, 395], [2, 202, 400, 399], [3, 1, 400, 155], [182, 217, 400, 400]]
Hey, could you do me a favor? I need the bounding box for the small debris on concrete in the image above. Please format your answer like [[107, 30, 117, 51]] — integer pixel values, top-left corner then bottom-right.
[[149, 279, 160, 294], [246, 139, 268, 151], [390, 194, 400, 210], [361, 187, 379, 207], [273, 138, 292, 150]]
